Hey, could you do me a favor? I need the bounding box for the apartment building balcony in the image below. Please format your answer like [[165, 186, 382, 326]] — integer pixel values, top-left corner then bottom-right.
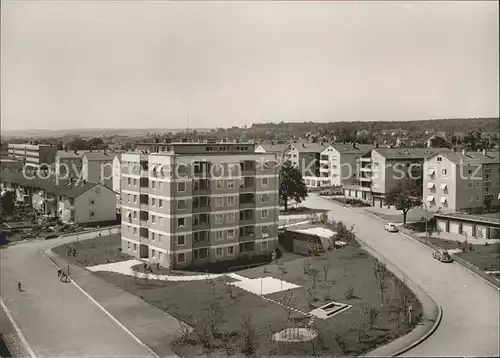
[[319, 165, 330, 173], [139, 227, 149, 241], [239, 227, 256, 242], [193, 179, 211, 195], [193, 196, 211, 212], [239, 193, 256, 209], [139, 177, 148, 188], [359, 167, 372, 172], [240, 160, 256, 175], [359, 176, 372, 182], [193, 161, 211, 178], [193, 213, 210, 230], [139, 210, 148, 225], [359, 157, 372, 163], [239, 210, 255, 225], [192, 231, 210, 248], [240, 177, 256, 193]]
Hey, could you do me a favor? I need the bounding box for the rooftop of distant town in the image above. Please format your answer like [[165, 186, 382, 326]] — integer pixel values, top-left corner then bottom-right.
[[374, 147, 451, 160], [290, 141, 329, 153]]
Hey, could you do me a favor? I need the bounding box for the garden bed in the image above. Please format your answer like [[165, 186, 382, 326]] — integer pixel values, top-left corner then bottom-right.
[[91, 240, 422, 357]]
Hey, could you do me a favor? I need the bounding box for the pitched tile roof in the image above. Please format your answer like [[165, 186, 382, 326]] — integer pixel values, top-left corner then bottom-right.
[[0, 168, 107, 198], [259, 144, 291, 153], [436, 151, 500, 165], [374, 147, 450, 160], [291, 142, 328, 153], [331, 143, 374, 154], [84, 152, 117, 161]]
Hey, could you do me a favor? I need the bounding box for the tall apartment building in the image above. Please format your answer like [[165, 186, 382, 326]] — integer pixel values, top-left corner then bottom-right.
[[8, 143, 57, 170], [319, 143, 373, 187], [345, 147, 450, 206], [285, 142, 328, 188], [120, 143, 279, 269], [423, 149, 500, 214]]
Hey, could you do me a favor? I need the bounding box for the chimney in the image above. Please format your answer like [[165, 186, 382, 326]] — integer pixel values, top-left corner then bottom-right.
[[482, 149, 486, 156], [74, 150, 78, 155], [302, 143, 306, 148], [375, 143, 379, 148]]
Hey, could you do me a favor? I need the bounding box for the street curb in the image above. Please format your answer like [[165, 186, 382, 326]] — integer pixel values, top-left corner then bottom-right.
[[362, 209, 500, 291], [0, 299, 36, 358], [39, 247, 160, 358], [357, 239, 443, 357]]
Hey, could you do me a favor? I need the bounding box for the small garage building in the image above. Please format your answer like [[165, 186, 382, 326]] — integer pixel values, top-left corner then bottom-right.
[[435, 212, 500, 240]]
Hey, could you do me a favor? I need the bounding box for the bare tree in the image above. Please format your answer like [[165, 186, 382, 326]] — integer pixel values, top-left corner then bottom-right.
[[240, 316, 257, 357], [267, 324, 277, 356], [373, 259, 389, 307], [306, 286, 317, 308], [302, 259, 311, 275], [203, 300, 226, 336], [368, 306, 379, 330], [309, 268, 319, 289], [322, 262, 330, 282], [279, 289, 299, 323], [143, 271, 149, 285], [394, 277, 410, 324]]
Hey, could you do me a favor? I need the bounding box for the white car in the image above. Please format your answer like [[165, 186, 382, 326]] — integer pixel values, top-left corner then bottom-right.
[[384, 222, 398, 232]]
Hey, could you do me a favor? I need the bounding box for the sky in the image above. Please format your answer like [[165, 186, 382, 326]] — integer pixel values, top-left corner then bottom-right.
[[1, 1, 498, 131]]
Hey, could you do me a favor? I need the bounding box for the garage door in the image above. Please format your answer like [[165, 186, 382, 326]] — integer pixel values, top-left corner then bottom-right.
[[449, 221, 461, 234], [437, 219, 448, 233], [462, 223, 473, 237], [476, 226, 487, 239]]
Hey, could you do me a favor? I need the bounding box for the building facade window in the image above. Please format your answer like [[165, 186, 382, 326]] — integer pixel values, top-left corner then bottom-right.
[[178, 218, 186, 228], [177, 253, 186, 263], [261, 209, 269, 219], [178, 182, 186, 192], [177, 235, 185, 245]]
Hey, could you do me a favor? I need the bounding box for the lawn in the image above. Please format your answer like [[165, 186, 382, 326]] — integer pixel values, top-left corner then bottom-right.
[[52, 234, 129, 267], [91, 239, 422, 357], [428, 237, 500, 272]]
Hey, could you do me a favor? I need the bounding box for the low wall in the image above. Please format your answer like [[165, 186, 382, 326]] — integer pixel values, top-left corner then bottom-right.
[[58, 225, 121, 241]]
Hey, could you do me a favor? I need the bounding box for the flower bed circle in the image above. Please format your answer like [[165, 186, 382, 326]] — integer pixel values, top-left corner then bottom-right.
[[272, 328, 318, 342]]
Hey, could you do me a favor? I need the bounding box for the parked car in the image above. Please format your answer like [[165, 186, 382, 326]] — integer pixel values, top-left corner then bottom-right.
[[433, 250, 453, 263], [384, 222, 398, 232]]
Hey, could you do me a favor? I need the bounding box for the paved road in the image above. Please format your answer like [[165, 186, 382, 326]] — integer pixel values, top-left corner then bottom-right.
[[0, 238, 154, 357], [304, 195, 500, 357]]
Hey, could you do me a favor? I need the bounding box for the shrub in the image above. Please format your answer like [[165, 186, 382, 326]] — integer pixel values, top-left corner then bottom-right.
[[344, 286, 354, 300]]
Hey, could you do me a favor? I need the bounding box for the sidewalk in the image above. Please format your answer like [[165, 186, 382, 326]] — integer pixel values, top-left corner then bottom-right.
[[44, 246, 182, 357], [362, 206, 428, 224]]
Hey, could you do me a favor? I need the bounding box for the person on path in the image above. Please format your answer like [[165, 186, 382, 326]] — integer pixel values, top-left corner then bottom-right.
[[57, 269, 62, 278], [17, 281, 22, 292]]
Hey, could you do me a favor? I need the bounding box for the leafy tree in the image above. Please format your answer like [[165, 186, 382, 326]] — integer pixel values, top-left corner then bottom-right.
[[0, 191, 15, 220], [385, 179, 422, 225], [66, 137, 89, 150], [279, 161, 308, 211]]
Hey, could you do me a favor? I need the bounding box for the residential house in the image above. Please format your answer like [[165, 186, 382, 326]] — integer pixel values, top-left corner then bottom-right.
[[345, 147, 450, 206], [0, 167, 118, 224], [82, 151, 117, 188], [120, 142, 279, 269], [56, 181, 118, 224], [55, 149, 105, 180], [423, 149, 500, 214], [319, 143, 373, 187], [254, 142, 290, 164], [286, 142, 328, 187]]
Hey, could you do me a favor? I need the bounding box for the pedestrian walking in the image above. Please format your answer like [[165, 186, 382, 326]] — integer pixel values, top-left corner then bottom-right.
[[57, 269, 62, 278], [17, 281, 22, 292]]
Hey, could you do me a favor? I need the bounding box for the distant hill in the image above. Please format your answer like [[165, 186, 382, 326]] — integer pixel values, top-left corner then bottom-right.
[[1, 128, 213, 139]]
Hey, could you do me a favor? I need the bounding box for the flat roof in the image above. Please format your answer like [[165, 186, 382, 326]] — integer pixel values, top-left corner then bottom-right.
[[434, 212, 500, 225]]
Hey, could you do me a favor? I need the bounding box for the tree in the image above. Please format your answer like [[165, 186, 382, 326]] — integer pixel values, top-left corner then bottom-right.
[[385, 179, 422, 225], [279, 161, 308, 211], [373, 259, 389, 307], [0, 191, 15, 220], [66, 137, 89, 150]]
